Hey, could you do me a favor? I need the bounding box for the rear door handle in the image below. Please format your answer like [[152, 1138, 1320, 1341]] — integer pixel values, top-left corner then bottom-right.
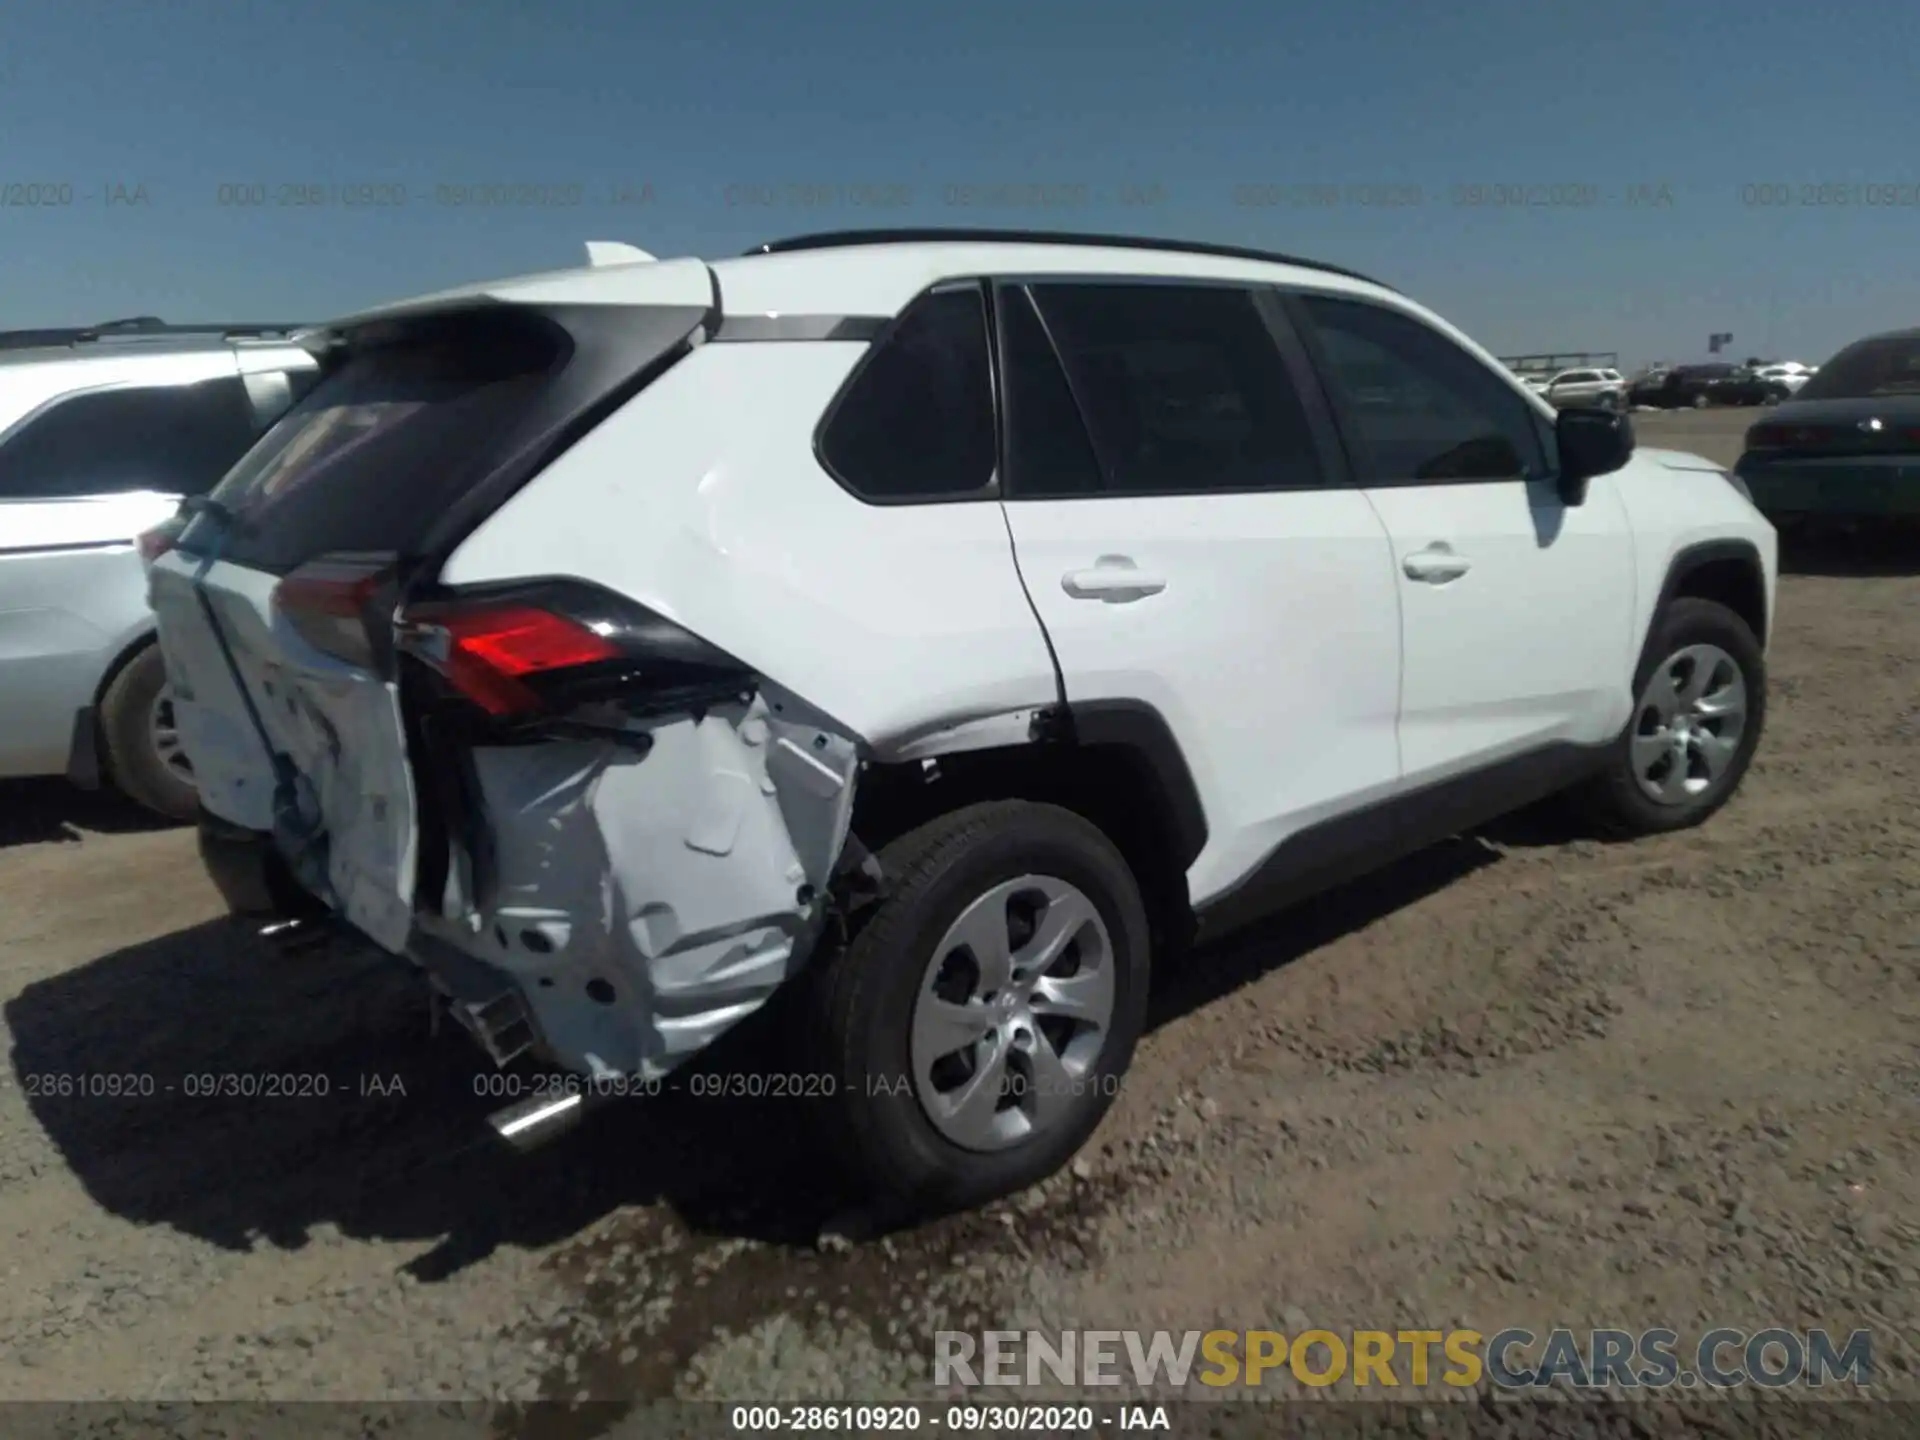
[[1061, 557, 1167, 603], [1402, 542, 1472, 583]]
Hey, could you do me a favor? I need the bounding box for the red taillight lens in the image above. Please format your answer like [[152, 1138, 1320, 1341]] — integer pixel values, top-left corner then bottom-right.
[[441, 606, 622, 677], [136, 525, 178, 562], [1750, 424, 1836, 450], [404, 604, 622, 716], [271, 554, 397, 668]]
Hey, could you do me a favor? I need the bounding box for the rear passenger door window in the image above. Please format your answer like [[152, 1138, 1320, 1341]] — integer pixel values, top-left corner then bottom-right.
[[995, 285, 1104, 498], [0, 377, 260, 499], [818, 285, 997, 502], [1016, 281, 1327, 495], [1296, 295, 1545, 484]]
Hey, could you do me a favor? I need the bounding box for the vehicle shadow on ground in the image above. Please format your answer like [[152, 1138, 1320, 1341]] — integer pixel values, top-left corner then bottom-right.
[[1778, 526, 1920, 577], [1147, 835, 1500, 1030], [5, 916, 855, 1278], [0, 777, 182, 850], [8, 837, 1511, 1280]]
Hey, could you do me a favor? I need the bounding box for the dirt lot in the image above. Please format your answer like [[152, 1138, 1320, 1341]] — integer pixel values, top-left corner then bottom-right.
[[1, 409, 1915, 1424]]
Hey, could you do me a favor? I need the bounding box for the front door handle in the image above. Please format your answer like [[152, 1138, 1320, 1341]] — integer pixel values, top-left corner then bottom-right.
[[1061, 557, 1167, 603], [1403, 542, 1472, 583]]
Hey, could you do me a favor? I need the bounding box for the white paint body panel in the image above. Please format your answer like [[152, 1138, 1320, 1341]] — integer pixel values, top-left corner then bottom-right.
[[1362, 474, 1637, 784], [442, 341, 1062, 749], [1613, 447, 1779, 652], [147, 552, 419, 950], [1003, 491, 1404, 907]]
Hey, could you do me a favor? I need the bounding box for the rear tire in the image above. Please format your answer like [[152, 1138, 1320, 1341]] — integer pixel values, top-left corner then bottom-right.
[[99, 644, 198, 822], [803, 800, 1151, 1214], [1569, 597, 1766, 838], [1691, 392, 1711, 409]]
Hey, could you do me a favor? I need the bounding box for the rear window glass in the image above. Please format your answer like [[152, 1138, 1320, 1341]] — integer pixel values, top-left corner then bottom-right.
[[179, 324, 562, 572], [1796, 336, 1920, 400]]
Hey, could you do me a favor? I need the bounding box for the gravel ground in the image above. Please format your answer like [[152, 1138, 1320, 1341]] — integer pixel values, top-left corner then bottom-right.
[[0, 410, 1914, 1432]]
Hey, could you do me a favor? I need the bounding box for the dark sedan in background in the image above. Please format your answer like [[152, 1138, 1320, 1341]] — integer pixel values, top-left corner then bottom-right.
[[1631, 362, 1738, 408], [1734, 327, 1920, 525], [1708, 367, 1796, 407]]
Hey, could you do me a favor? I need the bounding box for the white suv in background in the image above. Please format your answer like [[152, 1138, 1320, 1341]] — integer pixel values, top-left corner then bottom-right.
[[1755, 362, 1813, 397], [0, 319, 317, 818], [149, 231, 1776, 1213], [1542, 367, 1627, 410]]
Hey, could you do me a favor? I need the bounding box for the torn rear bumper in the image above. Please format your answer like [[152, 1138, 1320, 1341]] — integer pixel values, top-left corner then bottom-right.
[[409, 694, 860, 1079], [191, 679, 862, 1088]]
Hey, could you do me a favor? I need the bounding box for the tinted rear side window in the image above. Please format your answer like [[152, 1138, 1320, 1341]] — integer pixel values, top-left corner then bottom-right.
[[818, 287, 996, 501], [1029, 283, 1324, 494], [0, 377, 258, 500], [179, 323, 562, 572]]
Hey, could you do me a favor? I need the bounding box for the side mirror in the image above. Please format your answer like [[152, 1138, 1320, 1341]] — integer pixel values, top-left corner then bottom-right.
[[1554, 407, 1634, 506]]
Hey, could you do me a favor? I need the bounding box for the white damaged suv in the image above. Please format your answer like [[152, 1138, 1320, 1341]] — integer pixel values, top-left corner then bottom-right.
[[150, 230, 1776, 1213]]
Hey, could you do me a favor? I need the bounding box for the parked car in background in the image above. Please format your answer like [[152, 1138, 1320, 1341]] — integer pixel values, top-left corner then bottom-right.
[[1628, 367, 1671, 407], [0, 317, 317, 818], [1735, 326, 1920, 526], [1634, 363, 1739, 409], [1542, 367, 1627, 410], [1707, 367, 1787, 407], [1757, 362, 1813, 396], [149, 228, 1775, 1211]]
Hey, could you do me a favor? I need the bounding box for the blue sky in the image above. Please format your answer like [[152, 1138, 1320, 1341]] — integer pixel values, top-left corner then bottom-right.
[[2, 0, 1915, 367]]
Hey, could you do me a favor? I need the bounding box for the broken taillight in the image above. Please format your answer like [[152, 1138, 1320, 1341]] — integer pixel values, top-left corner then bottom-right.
[[271, 553, 398, 670], [397, 580, 755, 720], [136, 523, 180, 563]]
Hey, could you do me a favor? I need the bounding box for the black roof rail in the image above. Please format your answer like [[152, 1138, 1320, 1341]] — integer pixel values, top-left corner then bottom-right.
[[0, 318, 314, 353], [747, 228, 1395, 292]]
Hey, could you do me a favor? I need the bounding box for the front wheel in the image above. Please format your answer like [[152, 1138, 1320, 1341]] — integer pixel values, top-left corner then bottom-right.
[[1569, 597, 1767, 838], [1691, 391, 1711, 409], [803, 800, 1151, 1214]]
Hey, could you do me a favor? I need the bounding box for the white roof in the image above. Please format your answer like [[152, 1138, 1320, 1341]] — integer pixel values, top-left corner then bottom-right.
[[328, 238, 1399, 331], [316, 237, 1537, 413], [706, 240, 1395, 315]]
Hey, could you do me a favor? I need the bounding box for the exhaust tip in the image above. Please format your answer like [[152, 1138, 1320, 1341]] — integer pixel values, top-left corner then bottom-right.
[[488, 1090, 587, 1154]]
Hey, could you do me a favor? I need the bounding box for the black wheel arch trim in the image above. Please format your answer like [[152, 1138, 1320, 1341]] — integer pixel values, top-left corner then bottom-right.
[[1059, 699, 1208, 871], [68, 630, 164, 790], [1192, 740, 1610, 946], [1648, 537, 1769, 651], [66, 705, 102, 789]]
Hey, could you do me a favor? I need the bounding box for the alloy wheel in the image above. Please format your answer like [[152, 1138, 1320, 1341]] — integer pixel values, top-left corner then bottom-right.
[[910, 875, 1116, 1152], [1630, 644, 1748, 805], [149, 685, 195, 786]]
